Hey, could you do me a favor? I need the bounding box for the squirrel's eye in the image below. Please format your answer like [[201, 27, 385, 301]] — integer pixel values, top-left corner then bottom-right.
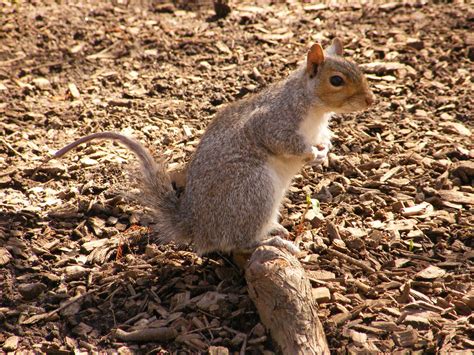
[[330, 75, 344, 87]]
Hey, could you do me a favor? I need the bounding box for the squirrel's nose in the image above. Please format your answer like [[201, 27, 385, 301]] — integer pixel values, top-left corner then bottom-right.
[[365, 94, 374, 106]]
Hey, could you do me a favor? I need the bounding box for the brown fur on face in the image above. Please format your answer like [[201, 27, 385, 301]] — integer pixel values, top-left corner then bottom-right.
[[315, 57, 374, 113], [314, 58, 374, 113]]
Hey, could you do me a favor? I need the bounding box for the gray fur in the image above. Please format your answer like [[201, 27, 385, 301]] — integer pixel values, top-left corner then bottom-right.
[[183, 67, 316, 254]]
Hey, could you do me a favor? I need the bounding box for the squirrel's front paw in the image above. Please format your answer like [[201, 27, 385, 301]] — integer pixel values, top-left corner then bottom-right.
[[304, 144, 329, 165]]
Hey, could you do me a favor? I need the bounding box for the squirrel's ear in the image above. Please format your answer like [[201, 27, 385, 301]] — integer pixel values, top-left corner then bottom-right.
[[306, 43, 325, 76], [327, 38, 343, 56]]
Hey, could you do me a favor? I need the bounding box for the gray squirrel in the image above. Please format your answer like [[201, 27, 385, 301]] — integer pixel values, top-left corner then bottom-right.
[[52, 38, 374, 255]]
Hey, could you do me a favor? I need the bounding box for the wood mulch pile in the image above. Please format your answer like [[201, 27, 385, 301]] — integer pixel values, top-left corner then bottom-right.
[[0, 1, 472, 353]]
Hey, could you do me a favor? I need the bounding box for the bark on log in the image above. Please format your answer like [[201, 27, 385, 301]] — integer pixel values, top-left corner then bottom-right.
[[244, 246, 329, 354]]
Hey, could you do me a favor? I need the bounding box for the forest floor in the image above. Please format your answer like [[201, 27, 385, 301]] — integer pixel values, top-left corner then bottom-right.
[[0, 0, 472, 353]]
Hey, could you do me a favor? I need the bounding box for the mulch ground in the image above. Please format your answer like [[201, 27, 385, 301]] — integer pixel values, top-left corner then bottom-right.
[[0, 0, 472, 353]]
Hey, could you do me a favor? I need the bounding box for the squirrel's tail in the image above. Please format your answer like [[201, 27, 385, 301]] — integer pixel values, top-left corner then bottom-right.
[[54, 132, 190, 244]]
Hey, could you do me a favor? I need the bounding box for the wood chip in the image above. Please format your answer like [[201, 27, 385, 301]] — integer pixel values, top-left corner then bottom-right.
[[402, 315, 430, 330], [439, 121, 471, 136], [312, 287, 331, 304], [416, 265, 446, 280], [437, 190, 474, 205], [380, 166, 401, 182], [0, 247, 12, 266], [401, 202, 433, 217], [68, 82, 81, 99], [3, 336, 20, 352], [392, 328, 418, 347], [209, 346, 230, 355]]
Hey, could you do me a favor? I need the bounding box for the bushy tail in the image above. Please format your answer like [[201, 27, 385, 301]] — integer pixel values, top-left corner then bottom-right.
[[134, 156, 191, 245], [54, 132, 190, 244]]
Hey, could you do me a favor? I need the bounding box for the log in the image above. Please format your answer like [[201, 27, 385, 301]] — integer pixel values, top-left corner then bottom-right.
[[244, 246, 329, 354]]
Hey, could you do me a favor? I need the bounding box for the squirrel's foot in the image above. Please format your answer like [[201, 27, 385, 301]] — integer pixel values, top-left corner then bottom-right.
[[269, 223, 290, 237], [259, 236, 300, 255]]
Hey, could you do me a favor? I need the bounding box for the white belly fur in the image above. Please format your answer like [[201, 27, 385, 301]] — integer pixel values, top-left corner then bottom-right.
[[259, 109, 332, 239], [298, 110, 333, 146], [262, 155, 302, 237]]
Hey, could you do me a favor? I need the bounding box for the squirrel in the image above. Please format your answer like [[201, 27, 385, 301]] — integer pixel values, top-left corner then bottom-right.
[[51, 38, 374, 255]]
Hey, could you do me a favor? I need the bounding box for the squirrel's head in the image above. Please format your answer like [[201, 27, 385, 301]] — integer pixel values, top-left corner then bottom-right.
[[306, 38, 374, 114]]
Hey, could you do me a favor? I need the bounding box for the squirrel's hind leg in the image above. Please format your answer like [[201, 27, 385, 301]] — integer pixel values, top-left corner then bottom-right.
[[237, 236, 300, 256], [268, 222, 290, 237], [257, 236, 300, 255], [237, 224, 300, 255], [258, 216, 299, 255], [256, 221, 300, 255]]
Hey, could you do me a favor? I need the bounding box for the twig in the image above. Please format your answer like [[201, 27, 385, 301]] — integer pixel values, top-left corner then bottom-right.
[[0, 54, 27, 67], [120, 312, 148, 326], [86, 41, 121, 60], [186, 325, 221, 335], [343, 156, 367, 180], [113, 327, 177, 342], [327, 248, 375, 273], [0, 138, 27, 160], [332, 302, 368, 326], [0, 169, 15, 178], [239, 334, 248, 355], [24, 60, 67, 72], [52, 288, 99, 316], [295, 202, 310, 237]]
